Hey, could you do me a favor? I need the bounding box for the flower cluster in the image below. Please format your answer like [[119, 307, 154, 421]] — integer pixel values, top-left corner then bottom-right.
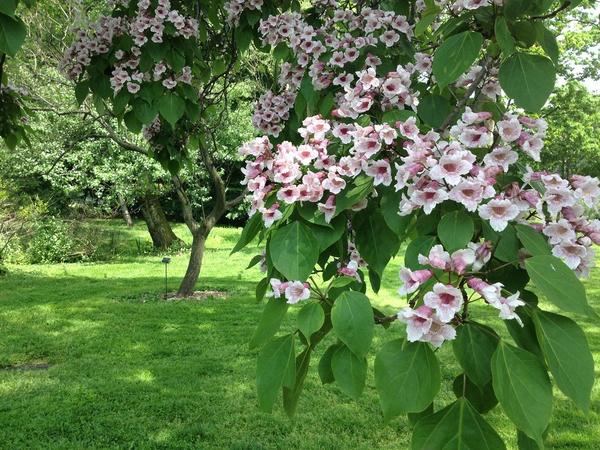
[[61, 0, 198, 95], [252, 90, 297, 137], [397, 242, 522, 347], [268, 278, 311, 304], [224, 0, 264, 26]]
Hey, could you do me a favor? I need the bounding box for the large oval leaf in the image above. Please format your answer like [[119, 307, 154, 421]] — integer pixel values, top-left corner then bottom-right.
[[412, 398, 506, 450], [525, 255, 593, 317], [249, 298, 289, 350], [438, 210, 474, 252], [0, 14, 26, 56], [158, 92, 186, 126], [256, 334, 295, 412], [515, 224, 551, 256], [499, 52, 556, 112], [297, 302, 325, 340], [433, 31, 484, 88], [331, 291, 374, 357], [354, 210, 399, 277], [452, 323, 499, 388], [269, 221, 319, 281], [533, 309, 594, 413], [331, 345, 367, 399], [375, 339, 441, 420], [491, 342, 552, 445]]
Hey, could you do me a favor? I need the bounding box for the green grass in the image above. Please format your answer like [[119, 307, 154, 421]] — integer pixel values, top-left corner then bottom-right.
[[0, 220, 598, 449]]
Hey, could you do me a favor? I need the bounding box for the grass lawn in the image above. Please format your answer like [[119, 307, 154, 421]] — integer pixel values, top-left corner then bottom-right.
[[1, 220, 599, 449]]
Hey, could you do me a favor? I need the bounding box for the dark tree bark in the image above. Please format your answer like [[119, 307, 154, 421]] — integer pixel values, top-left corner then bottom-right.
[[141, 194, 182, 249], [173, 141, 245, 297], [117, 192, 134, 227]]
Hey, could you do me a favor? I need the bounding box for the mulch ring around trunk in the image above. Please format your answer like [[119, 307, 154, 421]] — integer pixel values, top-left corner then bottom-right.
[[164, 290, 228, 301]]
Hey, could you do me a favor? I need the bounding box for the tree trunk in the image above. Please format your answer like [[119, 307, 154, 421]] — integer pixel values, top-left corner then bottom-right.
[[176, 228, 209, 297], [141, 195, 182, 249], [117, 192, 134, 227]]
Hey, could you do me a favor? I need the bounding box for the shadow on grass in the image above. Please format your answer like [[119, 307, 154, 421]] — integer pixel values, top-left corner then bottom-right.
[[1, 260, 599, 449]]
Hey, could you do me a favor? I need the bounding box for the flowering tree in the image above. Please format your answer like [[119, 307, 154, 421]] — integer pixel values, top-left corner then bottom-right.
[[61, 0, 252, 296], [233, 0, 597, 448]]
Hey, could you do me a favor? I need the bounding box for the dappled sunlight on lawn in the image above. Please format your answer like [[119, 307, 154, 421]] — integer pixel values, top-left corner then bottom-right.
[[0, 224, 599, 449]]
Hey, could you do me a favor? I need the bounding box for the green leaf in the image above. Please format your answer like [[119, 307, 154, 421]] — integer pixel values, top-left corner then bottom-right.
[[331, 345, 367, 399], [415, 7, 440, 37], [404, 236, 437, 270], [532, 309, 594, 412], [453, 323, 499, 388], [495, 16, 515, 56], [334, 174, 373, 216], [123, 110, 142, 134], [432, 31, 484, 88], [515, 224, 551, 256], [375, 339, 441, 420], [491, 342, 552, 445], [503, 0, 531, 20], [0, 1, 18, 16], [74, 80, 89, 106], [158, 92, 186, 127], [256, 334, 295, 412], [517, 429, 544, 450], [300, 75, 318, 113], [412, 398, 506, 450], [418, 93, 453, 129], [0, 14, 26, 56], [283, 346, 312, 417], [318, 343, 340, 384], [308, 215, 345, 252], [437, 210, 474, 252], [354, 210, 398, 277], [505, 308, 543, 359], [331, 291, 374, 357], [133, 98, 157, 125], [381, 190, 412, 237], [407, 403, 434, 427], [269, 221, 319, 281], [536, 24, 559, 65], [231, 213, 262, 254], [525, 255, 593, 317], [499, 52, 556, 112], [297, 302, 325, 340], [249, 298, 289, 350], [453, 375, 498, 414]]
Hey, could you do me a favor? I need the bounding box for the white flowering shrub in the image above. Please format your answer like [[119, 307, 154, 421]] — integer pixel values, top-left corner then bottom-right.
[[232, 1, 598, 448]]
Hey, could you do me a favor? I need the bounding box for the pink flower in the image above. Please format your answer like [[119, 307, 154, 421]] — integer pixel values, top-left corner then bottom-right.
[[418, 244, 450, 270], [423, 283, 463, 323], [451, 248, 475, 275], [411, 186, 449, 215], [544, 188, 575, 215], [483, 146, 518, 172], [365, 160, 392, 186], [260, 204, 283, 227], [552, 241, 588, 270], [449, 180, 492, 212], [398, 305, 434, 342], [497, 117, 522, 142], [284, 281, 311, 304], [398, 268, 433, 295], [317, 195, 336, 223], [478, 198, 520, 232], [429, 153, 474, 185], [494, 292, 525, 325], [468, 241, 493, 271], [269, 278, 288, 298], [422, 317, 457, 348], [276, 185, 299, 204], [543, 219, 576, 245], [126, 82, 140, 94], [459, 126, 492, 148], [322, 171, 346, 194]]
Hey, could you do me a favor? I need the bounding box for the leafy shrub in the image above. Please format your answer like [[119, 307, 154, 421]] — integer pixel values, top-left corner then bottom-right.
[[25, 218, 77, 264]]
